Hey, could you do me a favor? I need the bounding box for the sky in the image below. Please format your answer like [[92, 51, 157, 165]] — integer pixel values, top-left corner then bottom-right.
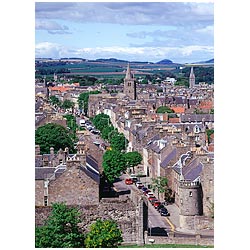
[[35, 1, 214, 63]]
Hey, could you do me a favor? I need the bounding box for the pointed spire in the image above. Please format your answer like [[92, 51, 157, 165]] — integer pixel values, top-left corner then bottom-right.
[[125, 63, 133, 79], [189, 67, 194, 77]]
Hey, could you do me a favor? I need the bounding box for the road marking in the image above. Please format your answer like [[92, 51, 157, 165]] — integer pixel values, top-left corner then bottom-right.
[[165, 217, 175, 232]]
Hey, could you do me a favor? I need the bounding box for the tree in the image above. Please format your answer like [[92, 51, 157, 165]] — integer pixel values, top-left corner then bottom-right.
[[35, 203, 85, 248], [151, 176, 168, 200], [156, 106, 174, 114], [35, 123, 75, 154], [61, 99, 74, 110], [49, 95, 61, 107], [101, 125, 115, 141], [110, 132, 128, 151], [91, 113, 111, 132], [124, 151, 142, 173], [85, 219, 123, 248], [102, 150, 126, 183]]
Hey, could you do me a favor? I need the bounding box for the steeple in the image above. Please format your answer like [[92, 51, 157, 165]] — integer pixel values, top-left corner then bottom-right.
[[123, 63, 137, 100], [189, 67, 195, 88], [125, 63, 133, 79]]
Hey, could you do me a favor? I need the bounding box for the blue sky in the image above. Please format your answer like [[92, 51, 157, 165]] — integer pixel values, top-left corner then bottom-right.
[[35, 1, 214, 63]]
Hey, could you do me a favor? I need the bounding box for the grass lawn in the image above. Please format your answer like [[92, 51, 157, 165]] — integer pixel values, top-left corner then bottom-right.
[[119, 244, 213, 248]]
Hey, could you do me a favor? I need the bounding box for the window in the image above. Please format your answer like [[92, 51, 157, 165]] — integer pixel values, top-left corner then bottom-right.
[[44, 196, 48, 206], [189, 191, 193, 197]]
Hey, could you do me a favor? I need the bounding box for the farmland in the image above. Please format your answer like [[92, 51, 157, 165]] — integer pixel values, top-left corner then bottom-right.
[[35, 60, 179, 79]]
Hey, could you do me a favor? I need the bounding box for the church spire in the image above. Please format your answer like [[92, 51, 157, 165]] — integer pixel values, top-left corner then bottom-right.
[[189, 66, 195, 88], [125, 63, 133, 79], [123, 63, 136, 100]]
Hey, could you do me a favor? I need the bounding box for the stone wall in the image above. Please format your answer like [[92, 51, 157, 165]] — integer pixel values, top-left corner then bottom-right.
[[35, 197, 138, 244], [179, 215, 214, 231], [200, 160, 214, 217], [35, 180, 44, 206], [144, 231, 213, 246]]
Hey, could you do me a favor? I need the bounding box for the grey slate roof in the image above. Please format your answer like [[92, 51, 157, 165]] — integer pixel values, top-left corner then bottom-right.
[[35, 167, 55, 180], [160, 148, 177, 168], [183, 158, 203, 181], [180, 114, 214, 123], [86, 155, 99, 172]]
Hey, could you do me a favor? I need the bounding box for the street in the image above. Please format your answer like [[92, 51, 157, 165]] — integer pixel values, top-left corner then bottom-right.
[[113, 173, 172, 237]]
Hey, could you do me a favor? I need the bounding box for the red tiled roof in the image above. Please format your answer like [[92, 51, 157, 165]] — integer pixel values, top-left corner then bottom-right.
[[49, 86, 70, 92], [168, 117, 180, 123], [171, 106, 185, 113]]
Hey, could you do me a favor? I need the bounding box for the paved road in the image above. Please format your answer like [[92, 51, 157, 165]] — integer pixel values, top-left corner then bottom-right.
[[113, 173, 172, 236]]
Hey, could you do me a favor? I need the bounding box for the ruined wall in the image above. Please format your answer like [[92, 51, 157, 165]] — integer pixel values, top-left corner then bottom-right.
[[35, 197, 139, 244]]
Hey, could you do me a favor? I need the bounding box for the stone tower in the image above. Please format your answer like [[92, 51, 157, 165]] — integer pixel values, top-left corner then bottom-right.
[[189, 67, 195, 88], [178, 180, 203, 230], [124, 63, 137, 100]]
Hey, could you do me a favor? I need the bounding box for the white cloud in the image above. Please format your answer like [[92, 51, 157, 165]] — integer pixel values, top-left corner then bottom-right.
[[36, 20, 71, 34], [35, 43, 214, 63], [35, 2, 213, 27]]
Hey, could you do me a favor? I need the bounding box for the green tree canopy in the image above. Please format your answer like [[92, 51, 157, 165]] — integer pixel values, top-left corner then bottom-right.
[[35, 123, 75, 154], [35, 203, 85, 248], [101, 125, 115, 141], [61, 99, 75, 110], [110, 132, 128, 152], [156, 106, 174, 114], [91, 113, 111, 132], [124, 151, 142, 173], [102, 150, 126, 183], [49, 95, 61, 107], [85, 219, 123, 248], [151, 176, 169, 199]]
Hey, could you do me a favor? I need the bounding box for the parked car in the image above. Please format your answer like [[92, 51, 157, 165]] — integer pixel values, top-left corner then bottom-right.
[[91, 129, 100, 134], [141, 187, 148, 192], [146, 192, 155, 198], [125, 178, 133, 185], [149, 198, 158, 204], [157, 204, 165, 211], [153, 201, 161, 209], [148, 196, 156, 202], [129, 174, 138, 183], [159, 207, 170, 216], [143, 190, 151, 196], [136, 182, 144, 189]]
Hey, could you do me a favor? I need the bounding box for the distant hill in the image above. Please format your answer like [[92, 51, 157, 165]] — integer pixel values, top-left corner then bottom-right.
[[95, 58, 128, 63], [195, 58, 214, 64], [156, 59, 174, 64]]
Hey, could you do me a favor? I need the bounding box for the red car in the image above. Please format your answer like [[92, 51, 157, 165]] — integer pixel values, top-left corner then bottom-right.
[[153, 201, 161, 209], [125, 178, 133, 185], [148, 196, 156, 202]]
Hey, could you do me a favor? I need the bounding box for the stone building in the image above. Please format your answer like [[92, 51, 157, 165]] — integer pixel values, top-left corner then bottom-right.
[[35, 141, 100, 207]]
